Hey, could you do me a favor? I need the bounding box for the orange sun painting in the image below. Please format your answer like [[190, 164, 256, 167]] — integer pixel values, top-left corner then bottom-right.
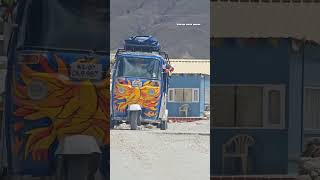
[[12, 53, 109, 160]]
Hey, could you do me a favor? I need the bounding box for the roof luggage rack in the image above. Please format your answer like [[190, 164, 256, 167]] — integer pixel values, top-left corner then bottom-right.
[[124, 36, 161, 52], [116, 35, 171, 64]]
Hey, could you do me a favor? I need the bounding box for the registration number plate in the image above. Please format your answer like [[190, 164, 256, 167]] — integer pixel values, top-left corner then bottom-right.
[[70, 63, 102, 80]]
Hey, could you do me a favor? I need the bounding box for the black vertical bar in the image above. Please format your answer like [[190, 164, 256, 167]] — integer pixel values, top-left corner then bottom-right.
[[300, 39, 305, 153], [204, 75, 206, 106], [234, 86, 238, 127]]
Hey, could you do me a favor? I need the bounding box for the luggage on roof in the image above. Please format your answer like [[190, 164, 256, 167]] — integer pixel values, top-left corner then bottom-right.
[[124, 36, 161, 52]]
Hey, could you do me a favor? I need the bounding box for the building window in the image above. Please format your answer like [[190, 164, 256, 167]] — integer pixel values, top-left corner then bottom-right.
[[174, 89, 184, 102], [168, 88, 200, 103], [269, 90, 281, 125], [168, 89, 174, 102], [193, 89, 199, 102], [184, 88, 193, 102], [212, 85, 285, 128], [304, 88, 320, 129]]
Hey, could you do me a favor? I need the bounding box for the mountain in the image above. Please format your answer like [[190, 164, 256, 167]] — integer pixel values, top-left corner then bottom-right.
[[110, 0, 210, 59]]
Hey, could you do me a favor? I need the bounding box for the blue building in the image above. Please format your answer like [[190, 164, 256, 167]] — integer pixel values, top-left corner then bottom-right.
[[211, 37, 320, 175], [167, 60, 210, 119]]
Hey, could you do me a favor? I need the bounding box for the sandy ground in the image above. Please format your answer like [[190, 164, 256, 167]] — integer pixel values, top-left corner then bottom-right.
[[1, 120, 210, 180], [110, 120, 210, 180]]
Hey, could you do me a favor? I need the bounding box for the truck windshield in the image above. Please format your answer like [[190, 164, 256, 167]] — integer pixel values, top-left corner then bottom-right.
[[117, 56, 161, 79], [18, 0, 108, 51]]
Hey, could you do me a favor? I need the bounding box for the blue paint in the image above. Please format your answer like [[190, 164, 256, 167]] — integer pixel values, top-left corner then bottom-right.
[[211, 38, 320, 175], [167, 74, 209, 117], [211, 38, 292, 175], [211, 38, 291, 84], [4, 50, 109, 176], [287, 46, 304, 172], [301, 43, 320, 149], [211, 129, 288, 175], [200, 75, 205, 114], [304, 43, 320, 86], [111, 51, 171, 122]]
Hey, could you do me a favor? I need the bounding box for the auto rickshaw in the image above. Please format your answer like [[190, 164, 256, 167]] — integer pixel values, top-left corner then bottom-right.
[[111, 36, 174, 130], [0, 0, 110, 179]]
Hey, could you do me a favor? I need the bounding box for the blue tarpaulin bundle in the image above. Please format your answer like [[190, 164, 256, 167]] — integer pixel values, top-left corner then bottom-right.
[[124, 36, 161, 52]]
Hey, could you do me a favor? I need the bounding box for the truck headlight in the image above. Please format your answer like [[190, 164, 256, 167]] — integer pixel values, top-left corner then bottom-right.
[[27, 80, 48, 100]]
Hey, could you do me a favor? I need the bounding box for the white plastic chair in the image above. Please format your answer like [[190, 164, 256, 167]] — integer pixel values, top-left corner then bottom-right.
[[179, 104, 190, 117], [222, 134, 255, 174]]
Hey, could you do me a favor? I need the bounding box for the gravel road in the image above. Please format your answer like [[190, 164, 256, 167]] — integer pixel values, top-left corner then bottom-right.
[[110, 120, 210, 180]]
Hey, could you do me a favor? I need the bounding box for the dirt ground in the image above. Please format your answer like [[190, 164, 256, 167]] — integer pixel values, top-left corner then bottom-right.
[[110, 120, 210, 180], [2, 120, 210, 180]]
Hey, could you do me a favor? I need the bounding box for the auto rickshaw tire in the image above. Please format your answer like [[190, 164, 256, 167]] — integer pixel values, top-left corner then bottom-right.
[[63, 155, 93, 180], [137, 115, 141, 126], [63, 155, 100, 180], [0, 167, 7, 179], [110, 120, 116, 129], [160, 120, 167, 130], [129, 111, 138, 130]]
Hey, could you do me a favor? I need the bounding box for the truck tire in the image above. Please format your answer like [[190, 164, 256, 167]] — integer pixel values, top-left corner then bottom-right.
[[129, 111, 139, 130]]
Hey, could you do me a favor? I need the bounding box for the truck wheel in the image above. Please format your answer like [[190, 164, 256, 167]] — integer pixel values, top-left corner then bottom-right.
[[129, 111, 139, 130], [160, 120, 167, 130]]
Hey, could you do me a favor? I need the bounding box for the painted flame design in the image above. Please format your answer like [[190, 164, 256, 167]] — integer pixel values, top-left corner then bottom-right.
[[113, 80, 160, 117], [12, 54, 109, 160]]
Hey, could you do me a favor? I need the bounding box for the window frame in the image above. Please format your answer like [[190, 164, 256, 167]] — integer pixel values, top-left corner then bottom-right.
[[168, 88, 200, 103], [304, 86, 320, 132], [168, 88, 174, 102], [173, 88, 185, 102], [192, 88, 200, 103], [263, 86, 286, 129], [212, 84, 286, 129]]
